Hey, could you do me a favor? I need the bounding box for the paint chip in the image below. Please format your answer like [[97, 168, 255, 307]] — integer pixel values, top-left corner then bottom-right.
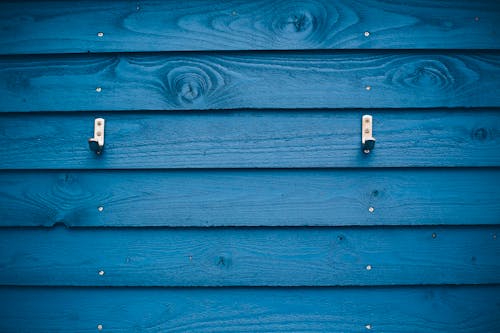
[[365, 85, 371, 91], [365, 324, 372, 330], [98, 270, 105, 276], [97, 324, 103, 330], [98, 206, 104, 212], [364, 31, 370, 37], [432, 233, 437, 239], [97, 32, 104, 37], [368, 207, 374, 213], [95, 87, 102, 93], [366, 264, 372, 271]]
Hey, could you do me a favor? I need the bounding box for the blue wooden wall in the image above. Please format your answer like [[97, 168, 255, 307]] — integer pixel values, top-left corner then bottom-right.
[[0, 1, 499, 331]]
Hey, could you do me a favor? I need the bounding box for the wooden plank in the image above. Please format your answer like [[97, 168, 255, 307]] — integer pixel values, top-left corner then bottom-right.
[[1, 286, 499, 333], [0, 0, 499, 54], [0, 110, 499, 169], [1, 53, 499, 111], [1, 169, 499, 227], [0, 226, 498, 286]]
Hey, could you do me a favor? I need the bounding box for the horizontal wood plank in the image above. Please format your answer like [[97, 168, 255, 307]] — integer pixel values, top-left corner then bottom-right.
[[1, 169, 499, 227], [0, 0, 499, 54], [0, 110, 499, 169], [1, 53, 499, 111], [0, 226, 498, 286], [1, 286, 499, 333]]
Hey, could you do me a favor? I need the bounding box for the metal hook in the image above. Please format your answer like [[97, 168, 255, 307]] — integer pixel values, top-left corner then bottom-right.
[[88, 118, 105, 154], [362, 115, 375, 153]]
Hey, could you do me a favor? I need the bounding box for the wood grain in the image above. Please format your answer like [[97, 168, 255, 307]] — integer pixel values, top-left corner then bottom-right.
[[0, 110, 499, 169], [1, 286, 499, 333], [0, 0, 499, 54], [0, 226, 498, 286], [0, 52, 499, 111], [1, 169, 499, 227]]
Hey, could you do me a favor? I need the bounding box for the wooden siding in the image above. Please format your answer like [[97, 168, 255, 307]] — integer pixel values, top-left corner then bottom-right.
[[0, 0, 499, 54], [0, 1, 499, 332], [1, 169, 499, 227], [1, 286, 499, 333], [1, 53, 499, 111], [0, 226, 498, 286], [1, 110, 499, 169]]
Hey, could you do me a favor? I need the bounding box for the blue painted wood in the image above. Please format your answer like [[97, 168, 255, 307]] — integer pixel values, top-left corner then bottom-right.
[[0, 1, 499, 330], [0, 226, 498, 286], [1, 286, 499, 333], [1, 110, 499, 169], [1, 169, 499, 227], [0, 0, 499, 54], [1, 53, 499, 111]]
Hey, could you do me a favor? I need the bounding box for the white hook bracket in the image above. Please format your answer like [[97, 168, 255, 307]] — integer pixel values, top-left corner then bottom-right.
[[362, 115, 375, 154], [88, 118, 105, 154]]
